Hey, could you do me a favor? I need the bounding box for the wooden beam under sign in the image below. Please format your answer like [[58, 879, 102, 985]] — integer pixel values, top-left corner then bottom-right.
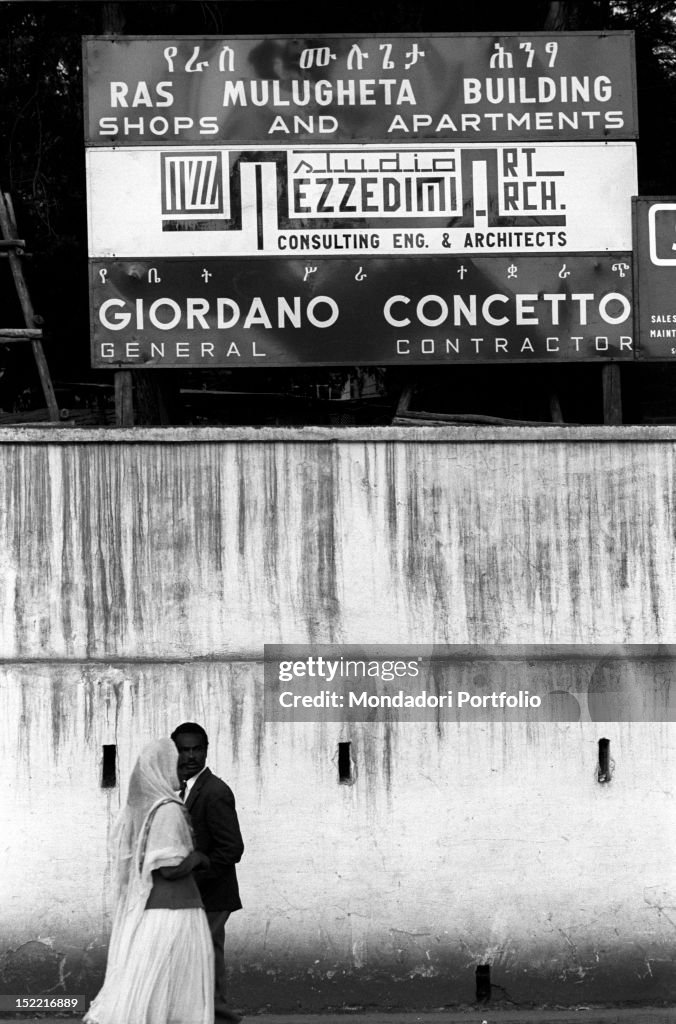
[[394, 409, 579, 427], [602, 364, 622, 425], [549, 392, 565, 423], [115, 370, 134, 427], [394, 384, 414, 418]]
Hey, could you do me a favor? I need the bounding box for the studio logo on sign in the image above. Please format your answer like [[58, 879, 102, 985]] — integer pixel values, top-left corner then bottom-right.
[[161, 151, 229, 224], [287, 146, 568, 230]]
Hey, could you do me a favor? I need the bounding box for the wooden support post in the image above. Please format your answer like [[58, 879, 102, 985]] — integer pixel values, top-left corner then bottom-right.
[[101, 2, 125, 32], [549, 392, 565, 423], [602, 363, 622, 425], [395, 384, 414, 418], [115, 371, 134, 427], [0, 193, 60, 421], [102, 0, 171, 428], [133, 371, 172, 426], [105, 2, 147, 430]]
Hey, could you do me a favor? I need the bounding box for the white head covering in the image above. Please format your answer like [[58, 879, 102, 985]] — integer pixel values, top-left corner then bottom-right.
[[112, 738, 194, 910]]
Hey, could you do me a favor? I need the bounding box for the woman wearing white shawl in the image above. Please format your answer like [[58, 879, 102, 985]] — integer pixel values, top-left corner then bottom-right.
[[85, 738, 214, 1024]]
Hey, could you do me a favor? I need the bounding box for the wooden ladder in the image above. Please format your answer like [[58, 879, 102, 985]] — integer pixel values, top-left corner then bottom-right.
[[0, 191, 59, 422]]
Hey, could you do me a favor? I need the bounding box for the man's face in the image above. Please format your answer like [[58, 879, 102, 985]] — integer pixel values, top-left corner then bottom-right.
[[175, 732, 208, 781]]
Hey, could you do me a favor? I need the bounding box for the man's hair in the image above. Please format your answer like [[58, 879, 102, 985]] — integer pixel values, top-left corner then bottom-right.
[[171, 722, 209, 747]]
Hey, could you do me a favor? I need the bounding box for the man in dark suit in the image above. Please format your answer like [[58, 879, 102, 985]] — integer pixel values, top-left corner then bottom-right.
[[172, 721, 244, 1024]]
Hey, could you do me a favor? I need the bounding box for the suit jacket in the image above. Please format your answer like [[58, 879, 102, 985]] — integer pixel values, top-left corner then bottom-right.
[[185, 767, 244, 913]]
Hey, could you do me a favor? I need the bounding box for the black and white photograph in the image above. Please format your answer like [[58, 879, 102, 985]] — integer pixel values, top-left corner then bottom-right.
[[0, 3, 676, 1024]]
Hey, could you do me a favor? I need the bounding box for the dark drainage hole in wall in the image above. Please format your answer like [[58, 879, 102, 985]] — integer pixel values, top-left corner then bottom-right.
[[338, 742, 352, 783], [101, 744, 117, 788], [597, 737, 611, 783], [476, 964, 491, 1002]]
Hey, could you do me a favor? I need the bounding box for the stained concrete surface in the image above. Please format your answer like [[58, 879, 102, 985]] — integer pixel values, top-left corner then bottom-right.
[[4, 429, 676, 1006]]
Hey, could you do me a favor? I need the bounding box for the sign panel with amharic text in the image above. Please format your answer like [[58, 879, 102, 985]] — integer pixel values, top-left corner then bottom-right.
[[83, 33, 638, 145], [90, 254, 634, 367]]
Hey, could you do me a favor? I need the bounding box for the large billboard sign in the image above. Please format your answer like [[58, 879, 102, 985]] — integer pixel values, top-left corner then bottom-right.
[[84, 34, 638, 145], [633, 198, 676, 360], [84, 34, 637, 367]]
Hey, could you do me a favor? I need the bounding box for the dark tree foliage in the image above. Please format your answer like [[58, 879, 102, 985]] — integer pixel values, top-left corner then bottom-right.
[[0, 0, 675, 423]]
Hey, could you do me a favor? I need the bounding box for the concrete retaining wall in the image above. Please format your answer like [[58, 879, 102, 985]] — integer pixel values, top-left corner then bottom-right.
[[1, 426, 675, 1008]]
